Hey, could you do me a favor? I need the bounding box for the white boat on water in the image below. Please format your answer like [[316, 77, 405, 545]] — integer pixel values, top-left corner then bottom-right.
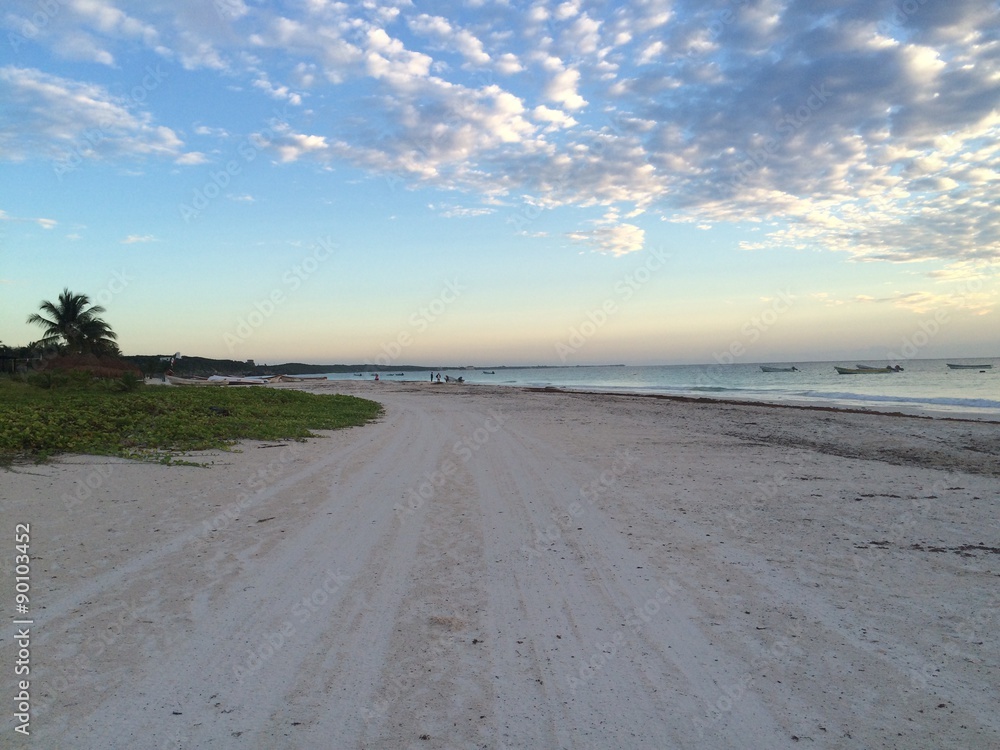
[[835, 366, 893, 375], [946, 363, 993, 370], [760, 365, 798, 372]]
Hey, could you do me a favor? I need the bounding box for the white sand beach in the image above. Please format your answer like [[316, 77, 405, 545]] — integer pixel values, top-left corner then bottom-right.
[[2, 382, 998, 749]]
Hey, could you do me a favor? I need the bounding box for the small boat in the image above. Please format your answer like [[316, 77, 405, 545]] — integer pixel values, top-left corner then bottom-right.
[[482, 370, 496, 374], [206, 375, 268, 385], [835, 366, 893, 375], [265, 374, 327, 383], [166, 374, 237, 385], [167, 374, 267, 385], [166, 374, 225, 386], [760, 366, 798, 372], [856, 364, 903, 372], [947, 363, 993, 370]]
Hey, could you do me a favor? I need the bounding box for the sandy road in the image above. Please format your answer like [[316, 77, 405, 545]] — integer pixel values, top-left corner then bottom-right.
[[2, 383, 998, 749]]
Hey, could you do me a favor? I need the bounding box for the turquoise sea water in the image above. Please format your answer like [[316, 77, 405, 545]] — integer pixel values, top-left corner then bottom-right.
[[316, 358, 1000, 420]]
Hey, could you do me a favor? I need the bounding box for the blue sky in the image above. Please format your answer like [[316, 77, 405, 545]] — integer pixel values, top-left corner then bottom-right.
[[1, 0, 998, 366]]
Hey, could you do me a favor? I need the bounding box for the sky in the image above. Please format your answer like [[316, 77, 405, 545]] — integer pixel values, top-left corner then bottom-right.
[[1, 0, 998, 367]]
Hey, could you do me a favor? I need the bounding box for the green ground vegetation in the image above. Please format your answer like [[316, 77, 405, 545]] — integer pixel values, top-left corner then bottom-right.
[[0, 377, 382, 464]]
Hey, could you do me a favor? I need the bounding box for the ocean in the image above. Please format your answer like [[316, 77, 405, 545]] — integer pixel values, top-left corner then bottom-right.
[[317, 358, 1000, 420]]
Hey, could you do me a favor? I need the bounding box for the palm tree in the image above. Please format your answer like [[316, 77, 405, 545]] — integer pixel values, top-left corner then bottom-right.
[[26, 288, 118, 355]]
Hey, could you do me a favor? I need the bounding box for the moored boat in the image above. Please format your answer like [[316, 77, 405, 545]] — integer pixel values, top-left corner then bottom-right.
[[760, 365, 798, 372], [835, 366, 893, 375], [946, 363, 993, 369]]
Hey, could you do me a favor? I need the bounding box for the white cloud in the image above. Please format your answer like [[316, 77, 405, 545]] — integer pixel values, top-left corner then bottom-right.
[[2, 0, 998, 270], [495, 53, 524, 75], [568, 222, 645, 256], [175, 152, 208, 165], [408, 15, 491, 67], [554, 1, 580, 21], [121, 234, 156, 244], [428, 203, 496, 218], [853, 287, 995, 315], [193, 125, 229, 138], [531, 105, 578, 131], [637, 40, 665, 65], [252, 74, 303, 105], [544, 66, 586, 110], [0, 66, 186, 164], [275, 133, 329, 163]]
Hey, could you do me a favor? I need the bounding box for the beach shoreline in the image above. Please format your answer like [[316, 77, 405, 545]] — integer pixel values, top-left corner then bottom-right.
[[518, 384, 1000, 424], [3, 383, 997, 748]]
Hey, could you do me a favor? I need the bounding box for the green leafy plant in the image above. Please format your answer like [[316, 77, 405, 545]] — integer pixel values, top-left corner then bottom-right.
[[0, 380, 382, 465], [115, 371, 143, 392]]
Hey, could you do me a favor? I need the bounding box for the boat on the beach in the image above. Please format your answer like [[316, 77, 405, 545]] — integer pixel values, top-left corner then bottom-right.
[[760, 366, 798, 372], [167, 374, 266, 386], [946, 363, 993, 370], [167, 375, 225, 386], [265, 374, 326, 383], [835, 366, 893, 375]]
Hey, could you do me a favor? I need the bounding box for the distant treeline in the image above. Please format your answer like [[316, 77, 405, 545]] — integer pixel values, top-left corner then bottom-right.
[[123, 356, 588, 376], [125, 356, 441, 376]]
